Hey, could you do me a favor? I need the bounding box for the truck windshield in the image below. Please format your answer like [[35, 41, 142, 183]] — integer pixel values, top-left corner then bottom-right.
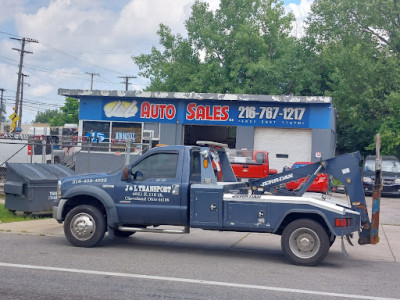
[[364, 159, 400, 174]]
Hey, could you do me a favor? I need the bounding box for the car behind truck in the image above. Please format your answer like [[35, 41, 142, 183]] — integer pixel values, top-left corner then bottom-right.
[[53, 141, 382, 266]]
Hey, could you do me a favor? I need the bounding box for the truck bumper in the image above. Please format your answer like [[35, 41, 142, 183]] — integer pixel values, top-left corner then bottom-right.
[[52, 199, 68, 223]]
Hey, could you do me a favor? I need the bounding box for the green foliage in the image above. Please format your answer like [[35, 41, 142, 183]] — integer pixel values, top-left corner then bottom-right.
[[34, 97, 79, 127], [34, 109, 63, 124], [306, 0, 400, 156], [0, 203, 34, 223], [134, 0, 322, 95], [366, 92, 400, 157]]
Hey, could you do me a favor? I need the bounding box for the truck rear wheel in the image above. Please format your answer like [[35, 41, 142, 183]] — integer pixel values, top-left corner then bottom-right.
[[64, 205, 106, 247], [281, 219, 329, 266]]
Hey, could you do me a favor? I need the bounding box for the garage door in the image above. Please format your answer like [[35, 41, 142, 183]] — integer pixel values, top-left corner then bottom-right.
[[254, 128, 312, 172]]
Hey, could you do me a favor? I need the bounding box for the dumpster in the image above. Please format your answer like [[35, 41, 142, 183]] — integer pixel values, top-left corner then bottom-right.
[[4, 163, 76, 214]]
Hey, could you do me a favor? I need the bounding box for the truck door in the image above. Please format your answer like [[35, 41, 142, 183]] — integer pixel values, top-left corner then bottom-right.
[[115, 150, 183, 225]]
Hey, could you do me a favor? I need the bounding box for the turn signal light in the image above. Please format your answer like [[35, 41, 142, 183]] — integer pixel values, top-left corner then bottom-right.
[[335, 218, 350, 227], [203, 159, 208, 169]]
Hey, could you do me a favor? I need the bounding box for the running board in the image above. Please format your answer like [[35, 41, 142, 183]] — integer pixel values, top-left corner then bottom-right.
[[118, 226, 190, 234]]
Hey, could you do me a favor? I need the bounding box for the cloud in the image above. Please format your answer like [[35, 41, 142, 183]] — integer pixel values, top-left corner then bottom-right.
[[286, 0, 313, 38], [113, 0, 193, 40], [0, 0, 313, 123], [30, 84, 53, 97], [0, 1, 25, 24]]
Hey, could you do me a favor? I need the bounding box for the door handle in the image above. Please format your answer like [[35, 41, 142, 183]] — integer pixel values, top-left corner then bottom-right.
[[210, 204, 217, 211], [172, 184, 180, 195]]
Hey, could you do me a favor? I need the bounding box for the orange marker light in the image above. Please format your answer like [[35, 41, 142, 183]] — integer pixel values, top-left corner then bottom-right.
[[203, 159, 208, 169]]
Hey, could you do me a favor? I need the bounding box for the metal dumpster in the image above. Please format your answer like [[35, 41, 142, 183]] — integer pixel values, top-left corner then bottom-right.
[[4, 163, 76, 213]]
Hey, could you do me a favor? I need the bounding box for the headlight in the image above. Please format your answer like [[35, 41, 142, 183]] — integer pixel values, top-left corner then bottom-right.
[[57, 180, 62, 199], [363, 177, 373, 184], [395, 178, 400, 184]]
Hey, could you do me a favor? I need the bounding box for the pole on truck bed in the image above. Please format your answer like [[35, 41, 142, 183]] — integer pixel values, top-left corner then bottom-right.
[[370, 134, 382, 244]]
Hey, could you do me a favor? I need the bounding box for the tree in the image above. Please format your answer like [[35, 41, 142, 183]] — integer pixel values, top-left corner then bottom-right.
[[34, 97, 79, 126], [306, 0, 400, 155], [53, 97, 79, 126], [34, 109, 63, 124], [133, 0, 322, 95]]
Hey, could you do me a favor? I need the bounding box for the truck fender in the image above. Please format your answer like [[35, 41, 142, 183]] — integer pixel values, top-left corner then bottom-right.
[[273, 209, 338, 236], [62, 185, 119, 227]]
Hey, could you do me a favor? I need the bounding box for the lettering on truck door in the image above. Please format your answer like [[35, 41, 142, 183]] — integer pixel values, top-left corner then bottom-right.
[[115, 151, 182, 225]]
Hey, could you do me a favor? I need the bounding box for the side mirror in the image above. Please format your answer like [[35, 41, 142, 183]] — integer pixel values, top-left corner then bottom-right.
[[132, 170, 144, 181]]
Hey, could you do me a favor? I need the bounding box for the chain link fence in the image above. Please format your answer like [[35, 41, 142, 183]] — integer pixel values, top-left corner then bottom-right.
[[0, 135, 151, 181]]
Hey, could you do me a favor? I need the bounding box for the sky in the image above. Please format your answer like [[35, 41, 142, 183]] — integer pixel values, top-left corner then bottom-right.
[[0, 0, 313, 124]]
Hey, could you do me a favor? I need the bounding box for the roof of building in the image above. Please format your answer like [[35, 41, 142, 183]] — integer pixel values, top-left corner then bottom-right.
[[58, 89, 332, 104]]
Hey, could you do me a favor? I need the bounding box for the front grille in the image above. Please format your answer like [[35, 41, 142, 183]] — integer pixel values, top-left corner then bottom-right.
[[383, 179, 395, 185]]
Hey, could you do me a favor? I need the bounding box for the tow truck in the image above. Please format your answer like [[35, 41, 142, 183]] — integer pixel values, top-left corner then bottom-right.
[[53, 140, 382, 266]]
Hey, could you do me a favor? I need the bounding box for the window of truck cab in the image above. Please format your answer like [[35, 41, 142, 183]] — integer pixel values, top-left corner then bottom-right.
[[130, 152, 178, 180], [190, 149, 201, 183]]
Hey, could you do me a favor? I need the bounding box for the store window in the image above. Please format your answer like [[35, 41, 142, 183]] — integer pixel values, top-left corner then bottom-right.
[[111, 122, 142, 142], [82, 121, 110, 142]]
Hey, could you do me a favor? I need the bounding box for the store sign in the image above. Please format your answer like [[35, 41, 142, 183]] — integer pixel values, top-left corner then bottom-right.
[[97, 98, 315, 128], [115, 132, 135, 141], [184, 102, 309, 128], [186, 103, 229, 121], [140, 101, 176, 120], [104, 100, 138, 118], [86, 132, 106, 142]]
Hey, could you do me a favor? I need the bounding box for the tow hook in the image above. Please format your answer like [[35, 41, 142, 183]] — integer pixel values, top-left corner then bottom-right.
[[341, 234, 354, 258]]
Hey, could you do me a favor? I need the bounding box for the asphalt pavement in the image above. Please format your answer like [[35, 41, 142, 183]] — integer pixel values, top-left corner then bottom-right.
[[0, 193, 399, 264]]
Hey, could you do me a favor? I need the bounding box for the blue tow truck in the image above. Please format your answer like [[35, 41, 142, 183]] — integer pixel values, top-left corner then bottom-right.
[[53, 141, 381, 266]]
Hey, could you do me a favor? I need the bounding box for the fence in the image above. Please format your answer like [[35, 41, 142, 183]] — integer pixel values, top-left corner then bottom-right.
[[0, 136, 151, 181]]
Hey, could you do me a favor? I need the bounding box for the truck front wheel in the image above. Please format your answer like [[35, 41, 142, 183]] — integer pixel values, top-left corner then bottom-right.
[[64, 205, 106, 247], [281, 219, 329, 266]]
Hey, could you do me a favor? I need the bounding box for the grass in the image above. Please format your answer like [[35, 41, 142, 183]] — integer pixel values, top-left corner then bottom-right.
[[0, 203, 49, 223]]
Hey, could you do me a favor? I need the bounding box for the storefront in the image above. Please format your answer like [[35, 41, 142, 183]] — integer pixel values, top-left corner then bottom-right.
[[59, 89, 336, 170]]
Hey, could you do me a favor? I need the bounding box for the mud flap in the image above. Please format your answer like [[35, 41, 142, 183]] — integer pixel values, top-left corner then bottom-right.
[[341, 234, 354, 258], [341, 236, 349, 259]]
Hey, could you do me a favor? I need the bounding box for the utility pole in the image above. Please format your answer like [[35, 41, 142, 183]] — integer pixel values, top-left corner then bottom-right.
[[18, 74, 29, 128], [10, 37, 38, 121], [86, 72, 99, 91], [118, 76, 136, 91], [0, 88, 5, 131]]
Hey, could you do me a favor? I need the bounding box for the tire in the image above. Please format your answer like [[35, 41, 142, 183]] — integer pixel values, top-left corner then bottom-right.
[[281, 219, 330, 266], [64, 205, 106, 247], [329, 235, 336, 247], [114, 229, 135, 238]]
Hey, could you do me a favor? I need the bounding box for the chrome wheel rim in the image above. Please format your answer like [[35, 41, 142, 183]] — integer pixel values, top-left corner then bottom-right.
[[70, 213, 96, 241], [288, 227, 320, 259]]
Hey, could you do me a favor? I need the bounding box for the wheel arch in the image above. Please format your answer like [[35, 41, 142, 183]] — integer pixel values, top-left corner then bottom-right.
[[61, 185, 119, 227], [274, 210, 336, 236]]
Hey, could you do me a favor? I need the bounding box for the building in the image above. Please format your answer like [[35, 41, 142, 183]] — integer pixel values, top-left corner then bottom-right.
[[58, 89, 336, 171]]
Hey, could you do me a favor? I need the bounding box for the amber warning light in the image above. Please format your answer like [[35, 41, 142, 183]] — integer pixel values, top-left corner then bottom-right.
[[203, 159, 208, 169]]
